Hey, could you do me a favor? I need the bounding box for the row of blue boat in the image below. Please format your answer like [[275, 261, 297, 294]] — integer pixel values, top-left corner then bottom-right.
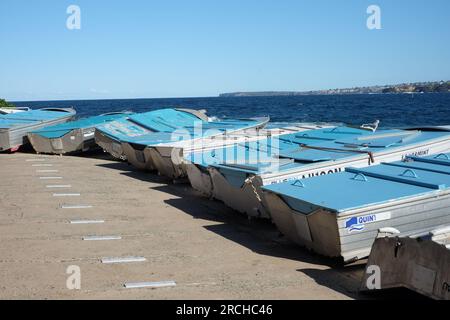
[[2, 106, 450, 263]]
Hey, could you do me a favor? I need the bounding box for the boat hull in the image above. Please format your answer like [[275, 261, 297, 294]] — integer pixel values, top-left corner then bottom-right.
[[209, 167, 269, 218], [145, 146, 185, 179], [185, 162, 214, 197], [94, 130, 126, 160], [28, 128, 97, 154], [122, 142, 156, 171]]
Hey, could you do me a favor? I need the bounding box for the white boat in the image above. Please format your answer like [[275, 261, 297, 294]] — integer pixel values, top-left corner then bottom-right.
[[361, 225, 450, 299], [262, 154, 450, 262]]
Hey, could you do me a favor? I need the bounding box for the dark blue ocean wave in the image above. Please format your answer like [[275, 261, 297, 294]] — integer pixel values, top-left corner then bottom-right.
[[14, 93, 450, 129]]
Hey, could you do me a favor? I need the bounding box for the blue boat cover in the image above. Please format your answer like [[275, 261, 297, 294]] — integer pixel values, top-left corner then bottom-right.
[[187, 126, 371, 169], [0, 109, 75, 129], [114, 116, 267, 146], [262, 154, 450, 213], [408, 153, 450, 166], [198, 129, 450, 178], [30, 112, 132, 139], [128, 109, 202, 132], [95, 108, 206, 141]]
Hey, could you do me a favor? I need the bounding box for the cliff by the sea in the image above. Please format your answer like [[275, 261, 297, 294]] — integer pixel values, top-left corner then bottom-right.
[[220, 81, 450, 97]]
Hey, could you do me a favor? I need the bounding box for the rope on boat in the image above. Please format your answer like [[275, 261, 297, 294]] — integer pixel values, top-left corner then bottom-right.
[[245, 175, 262, 202], [298, 143, 375, 165]]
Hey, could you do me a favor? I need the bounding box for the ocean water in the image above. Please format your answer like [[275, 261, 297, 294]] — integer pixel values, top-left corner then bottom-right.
[[14, 93, 450, 129]]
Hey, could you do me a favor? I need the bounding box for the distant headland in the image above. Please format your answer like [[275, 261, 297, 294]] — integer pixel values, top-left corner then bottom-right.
[[219, 80, 450, 97]]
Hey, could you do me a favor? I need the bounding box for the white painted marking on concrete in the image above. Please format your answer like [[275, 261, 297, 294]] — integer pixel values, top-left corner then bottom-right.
[[39, 176, 63, 180], [53, 193, 80, 197], [46, 185, 71, 188], [26, 159, 46, 162], [101, 256, 146, 264], [82, 235, 122, 241], [69, 219, 104, 224], [124, 281, 176, 289], [36, 170, 59, 173], [61, 205, 92, 209], [32, 164, 53, 167]]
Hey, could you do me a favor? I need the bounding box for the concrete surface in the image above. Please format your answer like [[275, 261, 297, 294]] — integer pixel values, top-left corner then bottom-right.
[[0, 151, 366, 299]]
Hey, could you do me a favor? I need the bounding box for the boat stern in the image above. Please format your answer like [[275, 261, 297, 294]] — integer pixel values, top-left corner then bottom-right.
[[146, 146, 186, 180], [94, 129, 126, 160], [28, 129, 85, 155], [262, 189, 342, 257], [209, 167, 270, 218], [121, 142, 155, 171]]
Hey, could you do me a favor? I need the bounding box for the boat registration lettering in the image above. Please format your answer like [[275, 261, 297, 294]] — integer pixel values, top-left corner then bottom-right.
[[345, 212, 391, 233], [270, 167, 343, 184], [402, 149, 429, 160]]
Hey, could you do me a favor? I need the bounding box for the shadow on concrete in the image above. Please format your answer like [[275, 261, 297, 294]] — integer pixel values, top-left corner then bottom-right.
[[97, 160, 422, 300], [96, 161, 172, 184], [15, 146, 113, 160], [67, 148, 113, 160], [358, 287, 429, 300], [158, 187, 364, 299]]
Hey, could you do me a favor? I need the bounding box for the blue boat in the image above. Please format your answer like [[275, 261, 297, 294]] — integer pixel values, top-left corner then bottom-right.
[[28, 111, 133, 154], [184, 123, 336, 196], [186, 126, 450, 218], [94, 108, 209, 160], [0, 108, 76, 152], [123, 116, 270, 173], [262, 153, 450, 262]]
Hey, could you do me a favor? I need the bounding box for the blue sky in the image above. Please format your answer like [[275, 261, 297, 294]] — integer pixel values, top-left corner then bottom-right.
[[1, 0, 449, 101]]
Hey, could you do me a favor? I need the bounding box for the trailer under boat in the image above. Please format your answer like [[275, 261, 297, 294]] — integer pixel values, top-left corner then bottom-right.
[[361, 225, 450, 300], [0, 108, 76, 152], [127, 116, 271, 177], [262, 153, 450, 262], [94, 108, 208, 161], [203, 127, 450, 219], [28, 112, 133, 155]]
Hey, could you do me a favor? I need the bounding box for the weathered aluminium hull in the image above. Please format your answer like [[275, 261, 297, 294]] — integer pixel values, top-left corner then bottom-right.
[[185, 160, 215, 197], [360, 226, 450, 300], [0, 108, 75, 152], [122, 141, 156, 170], [95, 129, 127, 160], [28, 128, 96, 155], [27, 112, 132, 155], [210, 134, 450, 219], [263, 187, 450, 262]]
